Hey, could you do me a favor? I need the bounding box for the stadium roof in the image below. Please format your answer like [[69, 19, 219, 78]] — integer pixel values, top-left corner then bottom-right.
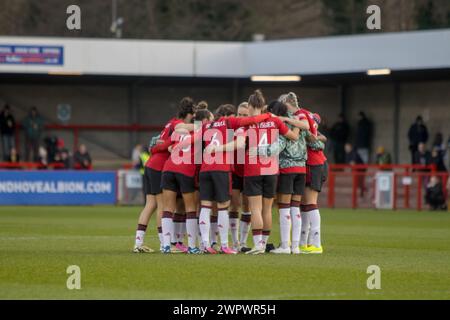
[[0, 29, 449, 79]]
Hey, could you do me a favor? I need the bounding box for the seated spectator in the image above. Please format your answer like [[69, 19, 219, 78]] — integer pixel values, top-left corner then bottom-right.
[[375, 146, 392, 166], [73, 144, 92, 170], [345, 142, 366, 197], [5, 147, 21, 169], [431, 147, 447, 172], [345, 143, 363, 165], [38, 146, 48, 169], [53, 148, 71, 169], [413, 142, 431, 169], [425, 176, 447, 211], [7, 147, 20, 163]]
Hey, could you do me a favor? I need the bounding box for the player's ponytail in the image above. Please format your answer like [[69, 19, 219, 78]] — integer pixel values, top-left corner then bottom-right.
[[248, 89, 266, 110]]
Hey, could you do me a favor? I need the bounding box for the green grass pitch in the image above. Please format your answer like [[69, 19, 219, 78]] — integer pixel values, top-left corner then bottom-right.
[[1, 206, 449, 300]]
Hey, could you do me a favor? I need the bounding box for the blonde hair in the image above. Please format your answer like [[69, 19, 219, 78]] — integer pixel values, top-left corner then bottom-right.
[[279, 92, 299, 109]]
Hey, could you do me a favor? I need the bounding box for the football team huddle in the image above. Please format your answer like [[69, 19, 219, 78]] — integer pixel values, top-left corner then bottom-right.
[[133, 90, 327, 255]]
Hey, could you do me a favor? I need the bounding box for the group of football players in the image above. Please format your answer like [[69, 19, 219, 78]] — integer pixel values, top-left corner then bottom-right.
[[133, 89, 327, 255]]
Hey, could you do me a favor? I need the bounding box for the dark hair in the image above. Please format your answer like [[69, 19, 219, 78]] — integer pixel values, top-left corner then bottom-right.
[[433, 132, 443, 146], [195, 101, 208, 111], [248, 89, 265, 109], [194, 109, 211, 122], [177, 97, 195, 119], [267, 100, 288, 117], [214, 104, 236, 119]]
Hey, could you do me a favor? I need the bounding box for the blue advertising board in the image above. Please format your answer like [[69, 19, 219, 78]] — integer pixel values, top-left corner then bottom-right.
[[0, 45, 64, 65], [0, 171, 116, 205]]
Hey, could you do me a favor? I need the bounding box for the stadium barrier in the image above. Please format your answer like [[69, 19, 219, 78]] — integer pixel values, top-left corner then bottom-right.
[[327, 164, 448, 210], [13, 124, 164, 153], [0, 162, 65, 169], [117, 169, 145, 205], [0, 170, 117, 205], [1, 162, 447, 209]]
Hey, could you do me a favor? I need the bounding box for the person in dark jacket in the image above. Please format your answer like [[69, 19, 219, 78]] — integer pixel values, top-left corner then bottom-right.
[[354, 111, 373, 164], [73, 144, 92, 169], [413, 142, 432, 167], [431, 147, 447, 172], [425, 176, 447, 210], [408, 116, 429, 164], [22, 106, 44, 162], [330, 113, 350, 164], [345, 142, 366, 197], [0, 104, 16, 161], [345, 143, 363, 165]]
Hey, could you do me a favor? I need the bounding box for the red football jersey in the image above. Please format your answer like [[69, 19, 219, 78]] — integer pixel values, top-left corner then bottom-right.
[[200, 117, 241, 173], [295, 108, 327, 166], [147, 118, 183, 171], [232, 127, 246, 177], [244, 115, 289, 177], [162, 131, 197, 177]]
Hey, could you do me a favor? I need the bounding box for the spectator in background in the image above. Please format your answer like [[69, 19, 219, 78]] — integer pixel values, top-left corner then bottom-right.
[[354, 111, 373, 164], [54, 149, 71, 169], [431, 147, 447, 172], [375, 146, 392, 166], [432, 132, 446, 154], [425, 176, 447, 211], [38, 146, 48, 169], [413, 142, 431, 167], [6, 148, 21, 169], [7, 147, 20, 162], [23, 106, 44, 162], [432, 132, 447, 168], [44, 135, 59, 163], [345, 142, 364, 165], [345, 142, 366, 197], [330, 113, 350, 164], [408, 116, 428, 164], [131, 144, 143, 169], [138, 146, 150, 174], [0, 104, 16, 161], [53, 139, 71, 169], [74, 144, 92, 170]]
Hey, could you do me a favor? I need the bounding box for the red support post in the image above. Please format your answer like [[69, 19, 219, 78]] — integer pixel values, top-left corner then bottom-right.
[[404, 168, 410, 209], [352, 172, 357, 210], [417, 174, 422, 211], [393, 174, 397, 211]]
